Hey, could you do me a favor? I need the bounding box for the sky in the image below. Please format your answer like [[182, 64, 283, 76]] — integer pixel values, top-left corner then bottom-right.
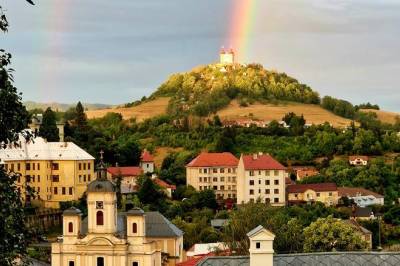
[[2, 0, 400, 112]]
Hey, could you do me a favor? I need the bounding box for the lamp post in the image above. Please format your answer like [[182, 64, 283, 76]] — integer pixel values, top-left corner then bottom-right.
[[376, 212, 382, 251]]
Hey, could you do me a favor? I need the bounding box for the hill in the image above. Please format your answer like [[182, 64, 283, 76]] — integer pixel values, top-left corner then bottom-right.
[[86, 97, 169, 121], [360, 109, 399, 124], [24, 101, 112, 112], [87, 97, 353, 127]]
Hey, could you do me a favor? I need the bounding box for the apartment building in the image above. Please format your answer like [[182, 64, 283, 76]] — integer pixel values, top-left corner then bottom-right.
[[0, 136, 94, 208], [186, 152, 239, 200], [237, 153, 287, 206]]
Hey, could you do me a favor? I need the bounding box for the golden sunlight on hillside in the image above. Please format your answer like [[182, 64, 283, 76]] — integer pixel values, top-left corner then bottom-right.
[[360, 109, 400, 124]]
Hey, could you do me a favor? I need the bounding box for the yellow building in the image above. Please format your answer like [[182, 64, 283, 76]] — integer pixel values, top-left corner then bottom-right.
[[186, 152, 239, 200], [51, 159, 184, 266], [237, 153, 287, 206], [287, 183, 339, 206], [0, 136, 94, 208]]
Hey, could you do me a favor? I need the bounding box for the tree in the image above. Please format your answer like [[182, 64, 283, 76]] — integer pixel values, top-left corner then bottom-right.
[[303, 215, 367, 252], [137, 176, 166, 210], [75, 101, 87, 128], [39, 107, 59, 141], [0, 3, 32, 265]]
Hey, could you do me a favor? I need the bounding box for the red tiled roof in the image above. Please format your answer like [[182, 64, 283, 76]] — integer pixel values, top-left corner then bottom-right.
[[141, 150, 154, 162], [349, 155, 369, 161], [287, 183, 337, 193], [285, 177, 295, 185], [338, 187, 383, 198], [297, 169, 320, 179], [187, 152, 239, 167], [107, 166, 142, 177], [154, 178, 176, 190], [176, 254, 212, 266], [242, 154, 286, 170]]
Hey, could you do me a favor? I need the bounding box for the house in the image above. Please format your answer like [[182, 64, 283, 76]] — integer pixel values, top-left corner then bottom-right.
[[237, 153, 287, 206], [153, 177, 176, 198], [343, 219, 373, 249], [140, 149, 155, 173], [51, 158, 184, 266], [338, 187, 384, 207], [349, 155, 369, 166], [210, 219, 228, 230], [186, 243, 228, 258], [292, 166, 319, 181], [352, 206, 375, 220], [0, 136, 94, 208], [186, 152, 239, 200], [287, 183, 339, 206]]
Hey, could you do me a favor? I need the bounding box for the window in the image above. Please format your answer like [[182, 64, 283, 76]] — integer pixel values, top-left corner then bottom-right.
[[54, 187, 58, 194], [37, 187, 40, 193], [199, 169, 202, 173], [249, 189, 254, 195], [69, 187, 73, 195], [228, 168, 231, 173], [84, 175, 86, 182], [258, 170, 261, 175], [96, 201, 104, 209], [79, 175, 82, 182], [265, 189, 270, 194], [228, 176, 231, 182], [265, 180, 270, 185], [199, 186, 202, 190], [274, 180, 279, 185], [265, 170, 270, 176], [88, 163, 91, 170], [220, 185, 225, 190], [132, 223, 137, 234], [10, 164, 14, 172], [52, 163, 59, 170], [96, 211, 104, 225], [265, 198, 270, 203], [220, 168, 224, 173], [233, 168, 236, 174], [232, 176, 236, 182], [213, 168, 218, 173], [220, 176, 225, 182], [69, 262, 75, 266], [249, 171, 254, 176], [32, 175, 35, 182], [68, 222, 73, 233], [213, 177, 218, 182], [274, 170, 279, 176], [316, 192, 320, 197], [97, 257, 104, 266], [78, 163, 82, 170], [37, 163, 40, 170], [258, 180, 261, 185], [274, 189, 279, 194], [329, 192, 333, 196], [33, 163, 35, 170], [256, 242, 261, 249], [17, 163, 21, 171], [249, 180, 254, 186], [132, 262, 139, 266], [38, 175, 40, 182], [204, 168, 208, 173], [213, 186, 218, 190], [26, 175, 31, 183], [83, 163, 86, 170], [274, 198, 279, 203], [199, 177, 202, 182], [88, 174, 91, 182], [52, 175, 59, 182], [26, 163, 30, 170]]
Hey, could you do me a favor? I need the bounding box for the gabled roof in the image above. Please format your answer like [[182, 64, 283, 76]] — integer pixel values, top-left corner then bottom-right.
[[107, 166, 142, 177], [241, 154, 286, 170], [145, 211, 183, 237], [246, 225, 275, 239], [187, 152, 239, 167], [338, 187, 383, 198], [154, 178, 176, 190], [287, 183, 337, 193], [0, 136, 94, 161], [141, 150, 154, 162]]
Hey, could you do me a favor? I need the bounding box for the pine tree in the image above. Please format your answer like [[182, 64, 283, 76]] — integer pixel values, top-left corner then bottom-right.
[[75, 101, 87, 128], [39, 107, 59, 141]]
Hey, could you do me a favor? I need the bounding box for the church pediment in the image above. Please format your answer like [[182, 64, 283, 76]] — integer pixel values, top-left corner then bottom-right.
[[87, 237, 114, 246]]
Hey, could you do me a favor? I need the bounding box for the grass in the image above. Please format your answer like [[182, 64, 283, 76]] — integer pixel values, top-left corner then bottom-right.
[[360, 109, 400, 124]]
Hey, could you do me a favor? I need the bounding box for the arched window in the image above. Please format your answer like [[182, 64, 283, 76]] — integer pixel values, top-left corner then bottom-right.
[[68, 222, 73, 233], [132, 223, 137, 234], [96, 211, 104, 226]]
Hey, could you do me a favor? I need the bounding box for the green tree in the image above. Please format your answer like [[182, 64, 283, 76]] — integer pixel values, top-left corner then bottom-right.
[[39, 107, 59, 141], [303, 215, 367, 252], [0, 3, 33, 265], [137, 176, 166, 210]]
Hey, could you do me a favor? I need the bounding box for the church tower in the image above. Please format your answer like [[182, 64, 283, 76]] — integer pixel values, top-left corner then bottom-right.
[[86, 151, 117, 234], [220, 47, 235, 65]]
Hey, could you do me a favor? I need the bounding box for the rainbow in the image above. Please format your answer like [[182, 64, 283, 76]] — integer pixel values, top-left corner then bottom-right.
[[227, 0, 259, 62]]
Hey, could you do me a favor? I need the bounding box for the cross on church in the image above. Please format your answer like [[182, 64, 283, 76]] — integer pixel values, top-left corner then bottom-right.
[[100, 150, 104, 160]]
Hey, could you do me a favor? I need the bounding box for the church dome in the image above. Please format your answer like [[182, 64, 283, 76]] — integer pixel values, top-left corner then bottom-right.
[[87, 179, 116, 193]]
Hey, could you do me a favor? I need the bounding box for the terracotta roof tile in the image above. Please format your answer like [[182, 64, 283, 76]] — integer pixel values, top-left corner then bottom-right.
[[154, 178, 176, 190], [141, 150, 154, 162], [287, 183, 337, 193], [187, 152, 239, 167], [107, 166, 142, 177], [242, 154, 286, 170], [349, 155, 369, 161]]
